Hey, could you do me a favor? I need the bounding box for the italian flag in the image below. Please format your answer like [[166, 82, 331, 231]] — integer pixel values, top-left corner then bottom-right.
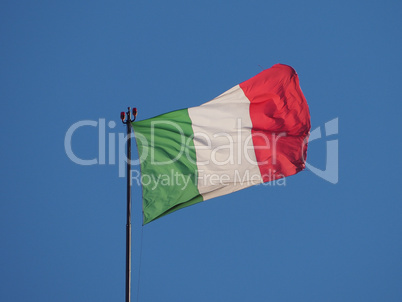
[[133, 64, 311, 224]]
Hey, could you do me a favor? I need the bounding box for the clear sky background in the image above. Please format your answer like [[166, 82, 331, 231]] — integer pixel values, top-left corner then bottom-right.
[[1, 1, 402, 301]]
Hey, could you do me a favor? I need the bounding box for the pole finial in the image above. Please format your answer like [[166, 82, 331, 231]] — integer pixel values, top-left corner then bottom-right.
[[121, 107, 137, 124]]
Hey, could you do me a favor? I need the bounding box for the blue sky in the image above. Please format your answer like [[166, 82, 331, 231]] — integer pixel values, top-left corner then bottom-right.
[[1, 0, 402, 301]]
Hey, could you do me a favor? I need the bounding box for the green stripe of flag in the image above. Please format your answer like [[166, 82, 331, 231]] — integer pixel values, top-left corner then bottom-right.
[[132, 109, 203, 224]]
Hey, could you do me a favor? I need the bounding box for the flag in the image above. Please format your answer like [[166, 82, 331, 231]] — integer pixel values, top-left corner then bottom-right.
[[133, 64, 311, 224]]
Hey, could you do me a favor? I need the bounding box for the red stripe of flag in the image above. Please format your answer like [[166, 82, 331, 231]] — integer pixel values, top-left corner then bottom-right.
[[239, 64, 311, 182]]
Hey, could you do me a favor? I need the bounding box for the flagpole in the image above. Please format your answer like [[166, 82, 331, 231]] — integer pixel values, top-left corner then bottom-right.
[[121, 107, 137, 302]]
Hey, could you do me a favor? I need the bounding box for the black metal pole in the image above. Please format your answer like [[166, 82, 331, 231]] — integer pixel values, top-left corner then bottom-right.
[[125, 107, 132, 302], [121, 107, 136, 302]]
